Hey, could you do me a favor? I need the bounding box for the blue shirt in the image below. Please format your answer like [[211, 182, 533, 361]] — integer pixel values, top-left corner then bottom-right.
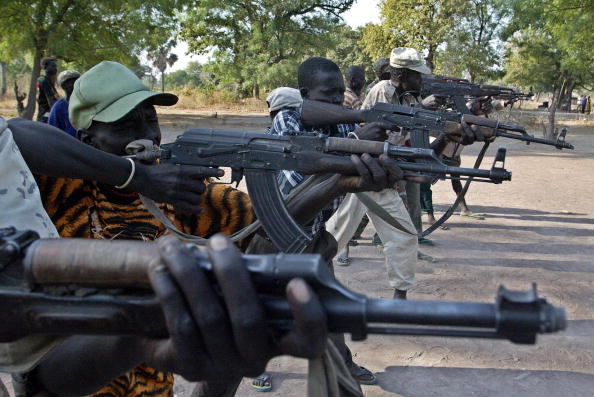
[[269, 107, 356, 235], [48, 98, 77, 138]]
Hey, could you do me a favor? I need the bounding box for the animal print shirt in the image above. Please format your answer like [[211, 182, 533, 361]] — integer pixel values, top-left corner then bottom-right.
[[34, 174, 254, 397]]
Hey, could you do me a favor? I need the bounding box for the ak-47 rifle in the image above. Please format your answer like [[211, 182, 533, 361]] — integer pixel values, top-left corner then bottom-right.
[[300, 99, 574, 150], [141, 128, 511, 252], [422, 75, 535, 110], [0, 229, 567, 344]]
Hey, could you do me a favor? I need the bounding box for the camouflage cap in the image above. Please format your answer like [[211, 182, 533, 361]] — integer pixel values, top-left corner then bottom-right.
[[69, 61, 178, 130], [389, 48, 431, 74]]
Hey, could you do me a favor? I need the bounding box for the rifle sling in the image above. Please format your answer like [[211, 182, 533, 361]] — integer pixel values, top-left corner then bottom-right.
[[354, 193, 417, 236], [421, 141, 491, 237], [139, 174, 325, 246]]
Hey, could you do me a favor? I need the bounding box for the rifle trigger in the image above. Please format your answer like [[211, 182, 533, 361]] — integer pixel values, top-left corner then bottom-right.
[[231, 168, 244, 188]]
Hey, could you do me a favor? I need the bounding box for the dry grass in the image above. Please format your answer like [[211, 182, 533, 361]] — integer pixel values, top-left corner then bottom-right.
[[0, 92, 19, 118], [171, 86, 268, 113]]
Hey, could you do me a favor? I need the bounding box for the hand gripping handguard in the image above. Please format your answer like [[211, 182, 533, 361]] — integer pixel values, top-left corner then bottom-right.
[[0, 233, 567, 345]]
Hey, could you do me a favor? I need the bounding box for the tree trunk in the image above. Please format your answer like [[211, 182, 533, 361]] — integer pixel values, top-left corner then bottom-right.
[[556, 78, 574, 111], [425, 44, 435, 72], [161, 69, 165, 92], [564, 80, 575, 112], [547, 83, 561, 140], [0, 61, 7, 97], [22, 50, 42, 120], [253, 82, 260, 99]]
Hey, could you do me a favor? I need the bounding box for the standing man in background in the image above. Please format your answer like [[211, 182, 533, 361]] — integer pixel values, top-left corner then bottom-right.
[[36, 57, 59, 123], [343, 66, 365, 110]]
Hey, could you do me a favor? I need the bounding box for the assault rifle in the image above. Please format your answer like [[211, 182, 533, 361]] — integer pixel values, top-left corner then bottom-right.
[[127, 128, 512, 252], [422, 75, 534, 109], [0, 229, 567, 344], [300, 99, 574, 150]]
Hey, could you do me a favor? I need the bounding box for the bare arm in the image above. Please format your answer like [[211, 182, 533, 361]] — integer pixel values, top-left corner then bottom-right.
[[8, 118, 218, 213]]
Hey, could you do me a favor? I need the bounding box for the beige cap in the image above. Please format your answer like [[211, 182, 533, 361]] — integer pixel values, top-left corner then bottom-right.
[[57, 70, 81, 88], [266, 87, 302, 112], [389, 48, 431, 74]]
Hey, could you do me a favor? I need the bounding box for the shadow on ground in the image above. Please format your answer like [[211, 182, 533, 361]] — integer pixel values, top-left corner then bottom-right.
[[375, 366, 594, 397]]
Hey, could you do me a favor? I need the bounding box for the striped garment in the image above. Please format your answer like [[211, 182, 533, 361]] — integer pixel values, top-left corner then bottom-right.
[[34, 174, 254, 397]]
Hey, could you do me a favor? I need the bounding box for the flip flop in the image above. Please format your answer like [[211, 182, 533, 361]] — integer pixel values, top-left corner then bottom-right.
[[351, 366, 378, 385], [337, 256, 350, 266], [251, 375, 272, 392]]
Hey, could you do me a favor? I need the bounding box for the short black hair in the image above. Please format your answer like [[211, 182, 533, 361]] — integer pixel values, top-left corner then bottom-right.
[[40, 57, 56, 69], [390, 67, 409, 82], [298, 57, 341, 89], [345, 66, 365, 83]]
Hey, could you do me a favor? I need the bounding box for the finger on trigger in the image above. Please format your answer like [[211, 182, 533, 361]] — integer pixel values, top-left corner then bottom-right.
[[379, 154, 403, 181], [351, 154, 370, 179], [361, 153, 386, 187], [186, 166, 224, 179]]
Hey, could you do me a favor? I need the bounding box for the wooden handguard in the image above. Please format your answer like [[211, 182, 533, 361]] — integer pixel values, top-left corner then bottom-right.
[[23, 239, 158, 288]]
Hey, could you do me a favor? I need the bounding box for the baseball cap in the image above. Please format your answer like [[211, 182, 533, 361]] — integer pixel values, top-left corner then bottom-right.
[[57, 70, 81, 88], [389, 48, 431, 75], [69, 61, 178, 130], [266, 87, 303, 112]]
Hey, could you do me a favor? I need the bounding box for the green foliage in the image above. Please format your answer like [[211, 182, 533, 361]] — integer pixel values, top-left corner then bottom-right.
[[323, 26, 375, 82], [0, 0, 186, 68], [434, 0, 510, 82], [361, 0, 466, 70], [179, 0, 354, 96], [503, 0, 594, 90], [166, 61, 203, 88], [0, 0, 190, 117]]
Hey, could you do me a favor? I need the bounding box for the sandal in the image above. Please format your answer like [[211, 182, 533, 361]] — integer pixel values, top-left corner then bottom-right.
[[418, 237, 433, 245], [351, 366, 378, 385], [337, 256, 350, 266], [251, 374, 272, 392]]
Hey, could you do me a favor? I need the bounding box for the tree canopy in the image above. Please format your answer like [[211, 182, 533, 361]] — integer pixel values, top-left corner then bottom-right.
[[0, 0, 187, 117], [179, 0, 354, 97]]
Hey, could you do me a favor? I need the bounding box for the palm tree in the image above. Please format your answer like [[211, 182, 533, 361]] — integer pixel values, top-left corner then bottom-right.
[[148, 40, 178, 92]]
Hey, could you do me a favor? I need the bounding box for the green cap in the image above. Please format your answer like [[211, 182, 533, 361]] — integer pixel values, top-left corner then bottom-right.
[[69, 61, 178, 130]]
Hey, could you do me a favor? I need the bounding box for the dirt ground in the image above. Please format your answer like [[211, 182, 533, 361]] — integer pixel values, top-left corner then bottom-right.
[[2, 114, 593, 397], [157, 116, 594, 397]]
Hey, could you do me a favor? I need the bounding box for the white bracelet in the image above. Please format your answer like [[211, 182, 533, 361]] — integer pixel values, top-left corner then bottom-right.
[[115, 158, 136, 189], [348, 131, 360, 140]]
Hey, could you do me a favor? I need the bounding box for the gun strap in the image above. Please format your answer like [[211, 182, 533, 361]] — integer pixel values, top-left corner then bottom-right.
[[139, 174, 325, 246], [355, 193, 417, 236], [421, 141, 491, 237]]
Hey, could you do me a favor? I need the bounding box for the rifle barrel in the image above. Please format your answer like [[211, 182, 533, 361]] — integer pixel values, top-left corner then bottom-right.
[[494, 130, 575, 150]]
